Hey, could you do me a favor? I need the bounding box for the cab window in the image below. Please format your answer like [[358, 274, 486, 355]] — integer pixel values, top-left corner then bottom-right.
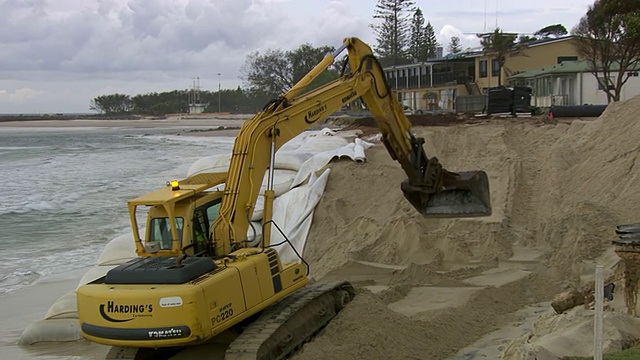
[[192, 200, 222, 255], [149, 217, 184, 250]]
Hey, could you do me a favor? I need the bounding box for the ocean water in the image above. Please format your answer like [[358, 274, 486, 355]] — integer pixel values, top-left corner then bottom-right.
[[0, 126, 234, 294]]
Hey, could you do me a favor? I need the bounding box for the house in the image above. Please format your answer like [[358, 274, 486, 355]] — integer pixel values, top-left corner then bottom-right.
[[383, 35, 583, 112], [383, 49, 484, 112], [476, 36, 582, 91], [508, 60, 640, 107]]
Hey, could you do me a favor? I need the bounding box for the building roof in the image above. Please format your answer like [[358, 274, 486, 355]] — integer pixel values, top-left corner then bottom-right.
[[382, 49, 483, 70], [523, 35, 575, 48], [509, 61, 587, 79], [439, 50, 484, 61], [382, 36, 576, 71], [509, 60, 640, 80]]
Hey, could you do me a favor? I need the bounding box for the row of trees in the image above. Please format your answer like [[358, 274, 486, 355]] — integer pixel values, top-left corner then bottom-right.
[[572, 0, 640, 102], [91, 42, 339, 114], [90, 88, 274, 115], [371, 0, 439, 66]]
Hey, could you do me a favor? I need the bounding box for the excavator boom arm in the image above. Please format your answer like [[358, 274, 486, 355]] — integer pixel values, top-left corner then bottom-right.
[[212, 37, 491, 255]]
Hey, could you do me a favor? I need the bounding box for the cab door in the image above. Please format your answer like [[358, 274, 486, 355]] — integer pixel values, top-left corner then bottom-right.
[[192, 199, 222, 255]]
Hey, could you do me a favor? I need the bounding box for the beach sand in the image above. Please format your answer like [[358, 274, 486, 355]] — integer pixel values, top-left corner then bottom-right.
[[0, 268, 110, 359], [0, 116, 250, 138]]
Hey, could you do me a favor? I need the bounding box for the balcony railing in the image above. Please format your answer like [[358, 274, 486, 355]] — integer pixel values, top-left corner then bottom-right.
[[389, 72, 472, 89]]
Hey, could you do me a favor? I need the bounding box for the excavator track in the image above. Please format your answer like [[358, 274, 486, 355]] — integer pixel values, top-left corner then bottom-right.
[[225, 280, 355, 360]]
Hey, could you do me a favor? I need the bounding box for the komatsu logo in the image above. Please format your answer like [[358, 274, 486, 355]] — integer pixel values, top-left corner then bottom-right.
[[341, 90, 357, 103], [99, 301, 153, 322], [148, 327, 183, 339], [304, 104, 328, 124]]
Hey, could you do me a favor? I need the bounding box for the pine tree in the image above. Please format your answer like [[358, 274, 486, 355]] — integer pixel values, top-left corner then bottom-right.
[[480, 28, 517, 85], [370, 0, 415, 66], [424, 22, 439, 59], [448, 36, 462, 54], [409, 8, 427, 62]]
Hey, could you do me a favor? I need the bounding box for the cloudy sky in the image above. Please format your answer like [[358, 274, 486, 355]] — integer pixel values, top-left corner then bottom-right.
[[1, 0, 593, 114]]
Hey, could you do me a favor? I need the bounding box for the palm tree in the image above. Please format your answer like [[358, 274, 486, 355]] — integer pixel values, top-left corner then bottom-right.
[[479, 28, 517, 86]]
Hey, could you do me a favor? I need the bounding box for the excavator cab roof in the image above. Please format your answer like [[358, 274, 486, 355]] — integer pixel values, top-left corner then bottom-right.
[[127, 172, 227, 207]]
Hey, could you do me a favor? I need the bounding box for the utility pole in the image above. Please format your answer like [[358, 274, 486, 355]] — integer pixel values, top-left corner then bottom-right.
[[217, 73, 221, 113]]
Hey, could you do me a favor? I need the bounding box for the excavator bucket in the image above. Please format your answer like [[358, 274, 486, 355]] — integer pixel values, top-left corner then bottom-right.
[[401, 170, 491, 218]]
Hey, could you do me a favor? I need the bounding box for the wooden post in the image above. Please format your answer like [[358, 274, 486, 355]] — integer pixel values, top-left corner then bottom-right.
[[594, 264, 604, 360]]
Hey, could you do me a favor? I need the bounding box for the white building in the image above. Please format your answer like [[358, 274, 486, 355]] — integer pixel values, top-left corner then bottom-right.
[[509, 61, 640, 107]]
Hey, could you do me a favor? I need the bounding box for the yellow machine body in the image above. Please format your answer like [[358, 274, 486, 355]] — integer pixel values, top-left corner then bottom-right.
[[78, 248, 307, 347]]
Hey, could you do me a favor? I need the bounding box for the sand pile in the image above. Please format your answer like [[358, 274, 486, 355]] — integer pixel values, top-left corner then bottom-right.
[[296, 95, 640, 359], [294, 275, 557, 360], [502, 306, 640, 359], [303, 123, 516, 280]]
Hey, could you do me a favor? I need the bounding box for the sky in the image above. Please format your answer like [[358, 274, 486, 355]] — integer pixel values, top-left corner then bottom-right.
[[0, 0, 594, 114]]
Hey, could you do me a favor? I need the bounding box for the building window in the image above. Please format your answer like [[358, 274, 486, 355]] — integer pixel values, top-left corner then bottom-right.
[[479, 60, 488, 78], [491, 59, 500, 77], [597, 76, 615, 91], [557, 56, 578, 64]]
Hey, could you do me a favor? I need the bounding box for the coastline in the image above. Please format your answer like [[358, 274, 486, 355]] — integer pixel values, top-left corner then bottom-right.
[[0, 114, 251, 127], [0, 119, 250, 359], [0, 267, 110, 359], [0, 116, 254, 138]]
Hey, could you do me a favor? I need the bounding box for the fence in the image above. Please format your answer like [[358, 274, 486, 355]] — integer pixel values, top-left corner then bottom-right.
[[455, 95, 486, 114]]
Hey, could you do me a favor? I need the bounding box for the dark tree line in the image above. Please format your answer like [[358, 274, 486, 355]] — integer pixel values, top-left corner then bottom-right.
[[90, 88, 273, 115], [91, 43, 341, 115]]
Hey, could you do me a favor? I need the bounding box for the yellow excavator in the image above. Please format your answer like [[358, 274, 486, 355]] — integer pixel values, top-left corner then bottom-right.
[[76, 37, 491, 359]]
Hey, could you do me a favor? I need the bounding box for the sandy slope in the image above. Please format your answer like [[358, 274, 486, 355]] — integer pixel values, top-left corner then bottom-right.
[[293, 97, 640, 359]]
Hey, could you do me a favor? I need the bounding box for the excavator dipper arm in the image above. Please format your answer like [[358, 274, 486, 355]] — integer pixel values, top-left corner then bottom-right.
[[211, 37, 491, 256]]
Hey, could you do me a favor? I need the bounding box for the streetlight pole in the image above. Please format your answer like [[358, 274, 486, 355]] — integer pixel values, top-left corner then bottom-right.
[[217, 73, 221, 113]]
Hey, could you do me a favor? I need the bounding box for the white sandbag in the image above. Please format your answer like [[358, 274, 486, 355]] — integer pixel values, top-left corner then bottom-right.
[[97, 231, 137, 266], [251, 195, 264, 221], [45, 290, 78, 320], [273, 169, 331, 263], [354, 138, 368, 163], [366, 133, 383, 142], [295, 133, 349, 153], [17, 318, 81, 345], [274, 130, 348, 171], [290, 139, 374, 188], [187, 153, 231, 176], [274, 151, 315, 171], [319, 128, 337, 136], [290, 152, 336, 189], [259, 169, 297, 197], [77, 265, 117, 288]]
